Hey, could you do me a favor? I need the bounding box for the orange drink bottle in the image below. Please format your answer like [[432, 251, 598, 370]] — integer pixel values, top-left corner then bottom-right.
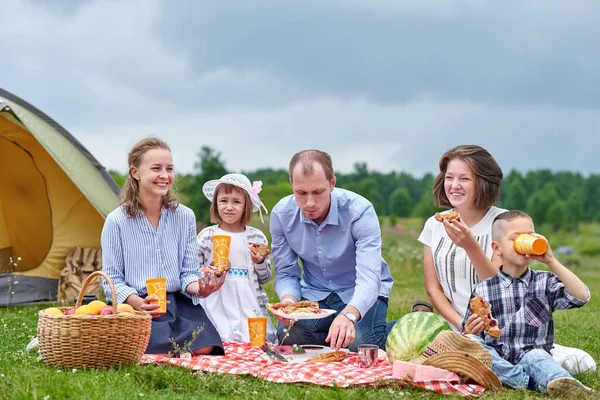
[[514, 234, 548, 255], [146, 278, 167, 315], [248, 317, 267, 346], [212, 235, 232, 268]]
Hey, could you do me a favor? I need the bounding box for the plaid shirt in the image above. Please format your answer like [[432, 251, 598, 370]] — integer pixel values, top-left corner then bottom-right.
[[462, 266, 589, 364]]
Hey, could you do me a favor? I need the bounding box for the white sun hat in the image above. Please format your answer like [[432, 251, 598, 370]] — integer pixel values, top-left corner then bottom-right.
[[202, 173, 268, 222]]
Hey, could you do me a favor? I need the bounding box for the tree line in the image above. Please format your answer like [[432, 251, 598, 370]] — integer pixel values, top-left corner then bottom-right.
[[109, 146, 600, 232]]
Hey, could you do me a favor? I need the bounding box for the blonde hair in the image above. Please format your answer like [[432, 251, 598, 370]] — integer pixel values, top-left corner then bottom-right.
[[209, 183, 253, 226], [121, 137, 179, 217]]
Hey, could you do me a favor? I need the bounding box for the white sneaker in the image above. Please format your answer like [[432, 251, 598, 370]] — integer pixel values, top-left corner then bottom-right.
[[552, 343, 597, 375], [547, 377, 597, 399], [25, 337, 39, 352]]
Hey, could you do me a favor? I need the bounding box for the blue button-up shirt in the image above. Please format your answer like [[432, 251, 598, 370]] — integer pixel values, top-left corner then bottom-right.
[[101, 204, 201, 305], [270, 188, 393, 318]]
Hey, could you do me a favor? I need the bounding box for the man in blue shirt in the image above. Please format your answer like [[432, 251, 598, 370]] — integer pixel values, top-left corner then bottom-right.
[[270, 149, 394, 352]]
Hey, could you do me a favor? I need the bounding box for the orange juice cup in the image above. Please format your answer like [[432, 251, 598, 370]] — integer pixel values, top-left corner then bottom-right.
[[146, 278, 167, 315], [514, 234, 548, 255], [212, 235, 231, 268], [248, 317, 267, 346]]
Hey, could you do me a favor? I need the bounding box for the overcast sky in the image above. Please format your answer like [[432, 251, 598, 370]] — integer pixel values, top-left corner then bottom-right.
[[2, 0, 600, 176]]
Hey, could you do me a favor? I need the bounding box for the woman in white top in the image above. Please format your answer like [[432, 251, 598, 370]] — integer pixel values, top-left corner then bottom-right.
[[418, 145, 504, 330], [418, 144, 596, 374]]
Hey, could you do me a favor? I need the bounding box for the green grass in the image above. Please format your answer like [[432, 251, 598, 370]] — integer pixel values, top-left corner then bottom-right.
[[1, 226, 599, 399]]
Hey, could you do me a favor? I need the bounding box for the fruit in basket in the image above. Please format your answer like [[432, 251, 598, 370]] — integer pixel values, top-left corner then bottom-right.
[[65, 309, 76, 315], [43, 307, 64, 315], [98, 305, 114, 315], [87, 300, 107, 314], [117, 304, 135, 313], [74, 305, 96, 315]]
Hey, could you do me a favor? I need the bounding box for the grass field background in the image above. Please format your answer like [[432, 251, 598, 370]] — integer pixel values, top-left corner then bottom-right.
[[1, 219, 598, 399]]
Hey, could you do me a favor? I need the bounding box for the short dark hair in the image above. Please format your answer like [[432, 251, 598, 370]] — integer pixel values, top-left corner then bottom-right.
[[492, 210, 532, 241], [433, 145, 503, 210], [288, 150, 334, 182], [209, 183, 254, 226]]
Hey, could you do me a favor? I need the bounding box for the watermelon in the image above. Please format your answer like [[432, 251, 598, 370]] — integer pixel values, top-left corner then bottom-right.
[[386, 312, 451, 363]]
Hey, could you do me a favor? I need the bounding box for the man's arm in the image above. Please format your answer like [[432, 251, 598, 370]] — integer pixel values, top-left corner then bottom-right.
[[346, 204, 383, 319], [270, 211, 302, 301], [326, 204, 382, 351]]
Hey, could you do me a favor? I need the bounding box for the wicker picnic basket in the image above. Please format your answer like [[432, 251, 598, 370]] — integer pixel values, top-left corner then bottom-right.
[[37, 271, 152, 368]]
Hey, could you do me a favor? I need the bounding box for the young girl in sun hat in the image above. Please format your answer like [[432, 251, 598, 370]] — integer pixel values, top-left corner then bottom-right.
[[197, 173, 277, 343]]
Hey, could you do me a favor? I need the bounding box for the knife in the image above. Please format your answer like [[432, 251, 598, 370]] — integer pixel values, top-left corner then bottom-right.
[[261, 345, 288, 362]]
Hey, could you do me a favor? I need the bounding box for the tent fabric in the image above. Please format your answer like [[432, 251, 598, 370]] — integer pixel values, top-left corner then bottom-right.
[[0, 88, 120, 305]]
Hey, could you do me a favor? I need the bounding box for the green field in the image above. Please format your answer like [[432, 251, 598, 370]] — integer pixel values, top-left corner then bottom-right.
[[1, 220, 598, 399]]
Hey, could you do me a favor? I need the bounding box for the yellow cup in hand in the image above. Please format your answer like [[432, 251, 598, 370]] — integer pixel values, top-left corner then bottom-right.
[[212, 235, 232, 269], [514, 234, 548, 255], [146, 278, 167, 315]]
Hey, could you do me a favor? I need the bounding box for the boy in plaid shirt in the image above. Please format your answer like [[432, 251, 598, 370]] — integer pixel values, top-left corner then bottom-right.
[[461, 210, 596, 398]]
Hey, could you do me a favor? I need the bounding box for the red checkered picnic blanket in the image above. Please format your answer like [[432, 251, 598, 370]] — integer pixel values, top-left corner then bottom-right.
[[140, 342, 485, 397]]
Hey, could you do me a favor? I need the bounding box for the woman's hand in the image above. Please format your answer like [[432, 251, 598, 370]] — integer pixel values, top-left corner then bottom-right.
[[463, 313, 484, 335], [196, 270, 226, 298], [443, 219, 478, 250], [140, 295, 171, 318]]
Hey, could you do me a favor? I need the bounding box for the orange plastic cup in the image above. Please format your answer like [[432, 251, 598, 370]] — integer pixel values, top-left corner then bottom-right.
[[212, 235, 231, 268], [146, 278, 167, 315], [248, 317, 267, 346], [514, 234, 548, 255]]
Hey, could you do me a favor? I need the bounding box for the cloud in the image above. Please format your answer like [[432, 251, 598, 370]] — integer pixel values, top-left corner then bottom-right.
[[1, 0, 600, 178]]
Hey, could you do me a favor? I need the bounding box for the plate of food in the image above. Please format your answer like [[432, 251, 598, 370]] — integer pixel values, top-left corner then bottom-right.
[[266, 300, 336, 320], [262, 344, 349, 363]]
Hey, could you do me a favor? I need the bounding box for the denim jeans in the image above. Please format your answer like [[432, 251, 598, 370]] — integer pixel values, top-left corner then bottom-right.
[[467, 334, 571, 392], [277, 293, 396, 352]]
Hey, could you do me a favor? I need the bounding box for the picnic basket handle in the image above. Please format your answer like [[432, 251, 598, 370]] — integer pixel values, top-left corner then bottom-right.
[[75, 270, 118, 314]]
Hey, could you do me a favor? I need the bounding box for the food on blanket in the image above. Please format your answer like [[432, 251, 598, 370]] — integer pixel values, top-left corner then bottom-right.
[[305, 351, 347, 363], [514, 233, 547, 256], [292, 344, 306, 353], [434, 210, 460, 223], [386, 312, 451, 363], [43, 307, 64, 315], [248, 242, 269, 257], [470, 295, 502, 338], [212, 235, 231, 270], [267, 300, 323, 315]]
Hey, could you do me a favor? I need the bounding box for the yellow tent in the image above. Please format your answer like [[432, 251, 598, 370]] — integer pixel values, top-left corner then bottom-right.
[[0, 88, 119, 305]]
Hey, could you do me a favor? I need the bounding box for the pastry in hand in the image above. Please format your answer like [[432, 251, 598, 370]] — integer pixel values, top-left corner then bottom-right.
[[470, 295, 502, 338], [305, 351, 347, 363], [434, 210, 461, 223], [201, 261, 230, 277], [248, 243, 269, 257]]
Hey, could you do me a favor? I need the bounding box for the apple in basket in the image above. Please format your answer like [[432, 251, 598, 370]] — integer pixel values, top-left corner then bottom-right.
[[65, 309, 76, 315], [98, 305, 114, 315]]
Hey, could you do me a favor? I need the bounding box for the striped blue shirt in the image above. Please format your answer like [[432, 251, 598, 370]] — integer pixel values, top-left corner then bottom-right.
[[101, 204, 201, 305], [270, 188, 393, 318]]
